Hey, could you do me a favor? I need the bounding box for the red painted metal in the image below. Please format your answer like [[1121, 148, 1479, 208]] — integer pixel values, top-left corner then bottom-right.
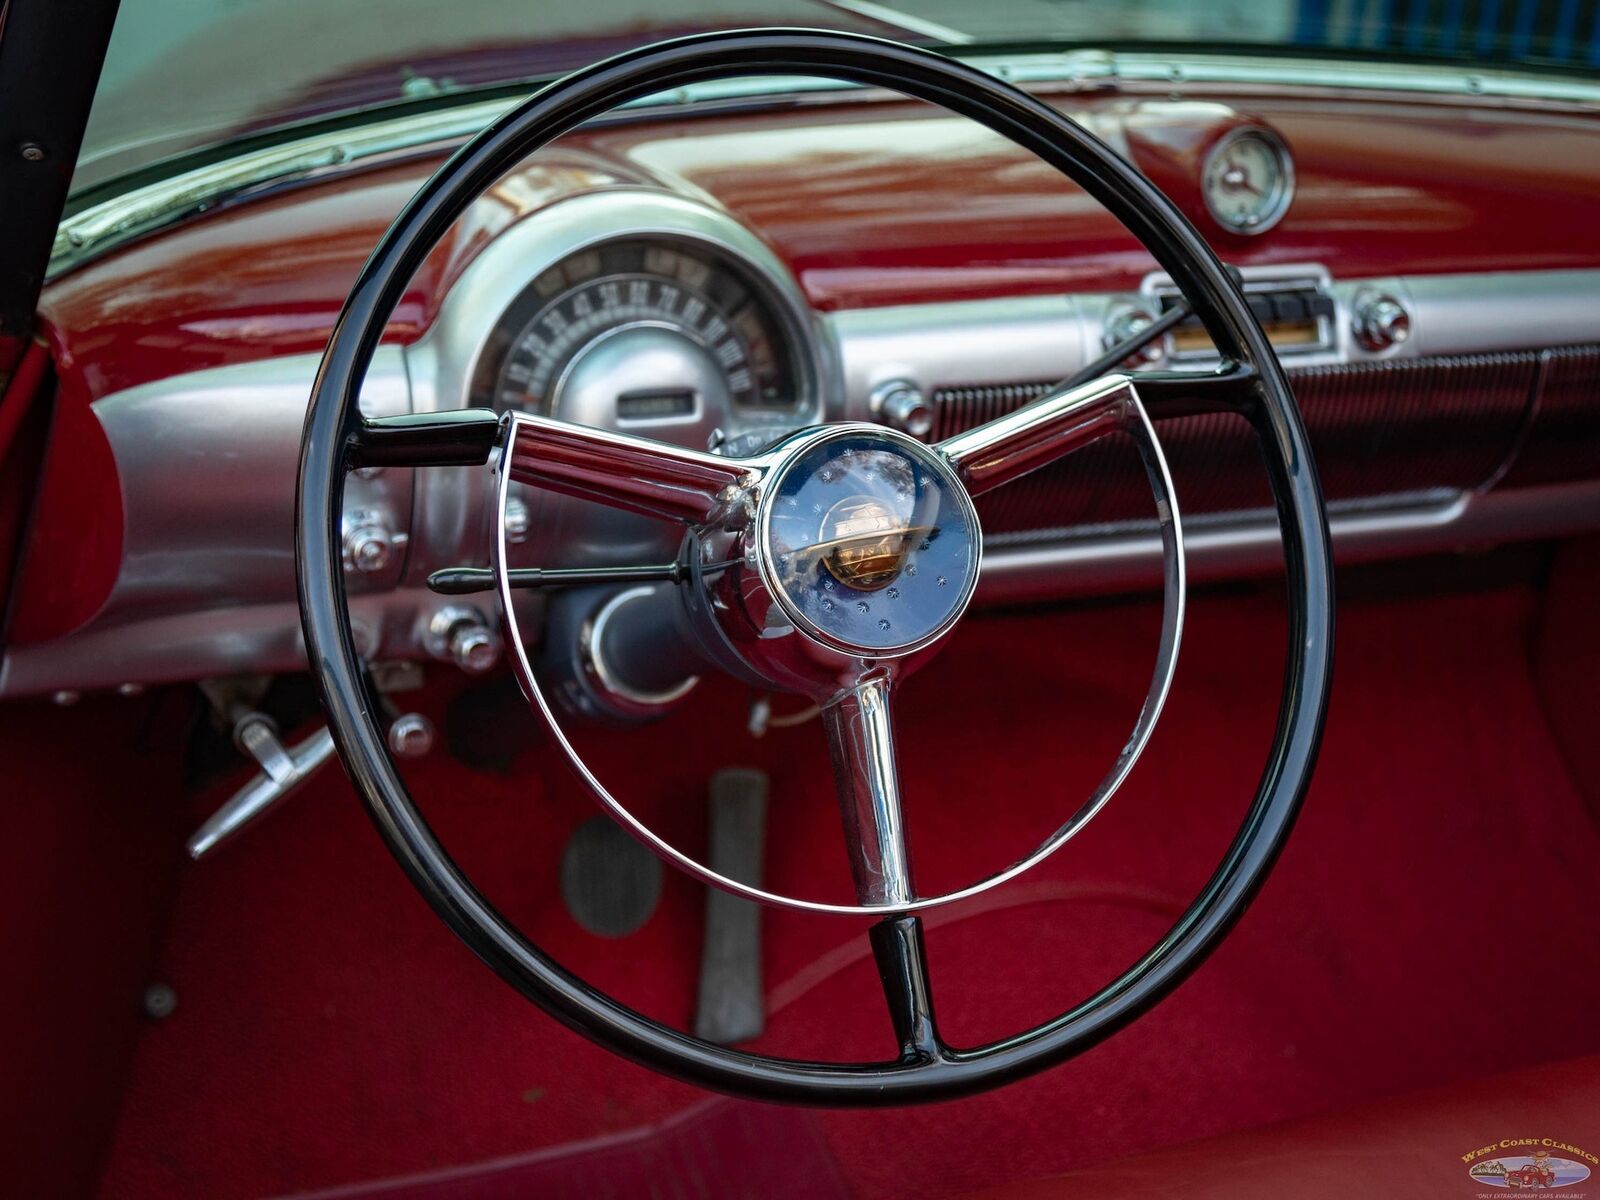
[[37, 93, 1600, 405], [38, 154, 634, 402], [4, 332, 124, 642]]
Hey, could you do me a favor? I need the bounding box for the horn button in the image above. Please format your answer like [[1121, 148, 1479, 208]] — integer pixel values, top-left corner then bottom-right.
[[759, 432, 980, 655]]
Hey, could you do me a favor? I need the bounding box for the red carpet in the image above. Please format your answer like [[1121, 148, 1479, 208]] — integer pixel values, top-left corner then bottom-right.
[[92, 581, 1600, 1198]]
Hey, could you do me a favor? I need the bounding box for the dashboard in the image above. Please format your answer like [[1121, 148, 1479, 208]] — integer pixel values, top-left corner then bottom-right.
[[4, 80, 1599, 698]]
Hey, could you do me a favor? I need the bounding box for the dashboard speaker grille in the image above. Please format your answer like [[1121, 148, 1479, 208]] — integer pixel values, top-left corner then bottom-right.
[[1501, 345, 1600, 488], [932, 351, 1550, 535]]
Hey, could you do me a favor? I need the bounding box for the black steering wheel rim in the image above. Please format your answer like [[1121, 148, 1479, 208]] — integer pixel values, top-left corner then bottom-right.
[[296, 28, 1334, 1104]]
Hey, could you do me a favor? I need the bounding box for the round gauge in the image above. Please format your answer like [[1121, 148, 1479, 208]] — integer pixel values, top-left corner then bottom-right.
[[1201, 127, 1294, 236], [470, 238, 803, 418]]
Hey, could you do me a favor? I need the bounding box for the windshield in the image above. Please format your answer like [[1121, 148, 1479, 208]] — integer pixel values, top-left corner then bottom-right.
[[79, 0, 1600, 194]]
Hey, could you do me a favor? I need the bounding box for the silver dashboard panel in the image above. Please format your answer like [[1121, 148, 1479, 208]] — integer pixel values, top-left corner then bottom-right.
[[832, 268, 1600, 414], [2, 266, 1597, 698], [90, 347, 412, 616]]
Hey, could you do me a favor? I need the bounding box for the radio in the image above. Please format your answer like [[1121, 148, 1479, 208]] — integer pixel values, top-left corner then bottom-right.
[[1154, 277, 1337, 360]]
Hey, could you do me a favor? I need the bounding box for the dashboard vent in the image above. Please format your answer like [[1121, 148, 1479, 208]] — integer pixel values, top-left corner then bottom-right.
[[931, 350, 1554, 535], [929, 382, 1051, 441]]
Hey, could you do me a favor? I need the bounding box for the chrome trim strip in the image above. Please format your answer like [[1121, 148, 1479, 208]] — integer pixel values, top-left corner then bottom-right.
[[1023, 50, 1600, 106], [976, 480, 1600, 604], [833, 294, 1094, 418], [54, 80, 857, 278], [54, 50, 1600, 279]]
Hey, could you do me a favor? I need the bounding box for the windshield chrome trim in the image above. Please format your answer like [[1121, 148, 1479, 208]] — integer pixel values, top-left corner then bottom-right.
[[52, 48, 1600, 280]]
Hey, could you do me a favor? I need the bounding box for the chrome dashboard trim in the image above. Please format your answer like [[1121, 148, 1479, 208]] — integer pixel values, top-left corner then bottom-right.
[[403, 187, 834, 585], [53, 51, 1600, 280], [976, 479, 1600, 604], [91, 348, 412, 618], [831, 268, 1600, 411]]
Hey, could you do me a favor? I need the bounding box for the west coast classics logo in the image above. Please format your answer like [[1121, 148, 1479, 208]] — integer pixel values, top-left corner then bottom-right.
[[1464, 1139, 1596, 1191]]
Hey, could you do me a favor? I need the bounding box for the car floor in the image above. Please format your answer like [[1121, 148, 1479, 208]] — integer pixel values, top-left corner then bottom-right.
[[78, 570, 1600, 1198]]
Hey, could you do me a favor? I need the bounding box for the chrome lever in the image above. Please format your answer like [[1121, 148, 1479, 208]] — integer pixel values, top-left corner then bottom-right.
[[187, 716, 336, 860]]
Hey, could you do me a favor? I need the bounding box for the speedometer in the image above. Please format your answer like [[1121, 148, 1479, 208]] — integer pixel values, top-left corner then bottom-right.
[[469, 238, 801, 420]]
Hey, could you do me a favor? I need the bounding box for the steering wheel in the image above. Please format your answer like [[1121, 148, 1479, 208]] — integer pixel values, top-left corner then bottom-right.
[[297, 29, 1334, 1103]]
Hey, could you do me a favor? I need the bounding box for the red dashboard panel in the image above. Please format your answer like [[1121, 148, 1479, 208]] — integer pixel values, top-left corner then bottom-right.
[[646, 96, 1600, 307], [14, 87, 1600, 648], [38, 91, 1600, 402]]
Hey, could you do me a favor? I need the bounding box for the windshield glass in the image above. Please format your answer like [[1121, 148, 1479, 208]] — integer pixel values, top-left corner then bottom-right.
[[79, 0, 1600, 193]]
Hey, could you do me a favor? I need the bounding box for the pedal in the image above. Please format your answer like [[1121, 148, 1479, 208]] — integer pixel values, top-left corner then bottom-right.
[[560, 816, 662, 938], [695, 768, 768, 1045]]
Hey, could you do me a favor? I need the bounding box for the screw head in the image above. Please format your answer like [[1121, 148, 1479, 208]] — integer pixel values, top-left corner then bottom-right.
[[19, 142, 45, 162], [142, 982, 177, 1020]]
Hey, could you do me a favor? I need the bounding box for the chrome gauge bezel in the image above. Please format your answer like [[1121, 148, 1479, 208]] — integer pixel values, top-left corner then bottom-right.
[[477, 236, 805, 418], [1200, 126, 1295, 237], [409, 188, 833, 426]]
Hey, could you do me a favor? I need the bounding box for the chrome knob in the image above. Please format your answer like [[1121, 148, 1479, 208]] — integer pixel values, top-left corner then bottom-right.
[[1354, 294, 1411, 351], [387, 712, 436, 758], [1103, 305, 1165, 364], [870, 380, 934, 439], [342, 510, 395, 575], [451, 625, 499, 674], [425, 605, 500, 675], [503, 494, 531, 545]]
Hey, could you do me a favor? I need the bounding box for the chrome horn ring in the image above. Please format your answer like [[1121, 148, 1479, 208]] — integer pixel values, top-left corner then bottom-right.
[[492, 375, 1184, 915]]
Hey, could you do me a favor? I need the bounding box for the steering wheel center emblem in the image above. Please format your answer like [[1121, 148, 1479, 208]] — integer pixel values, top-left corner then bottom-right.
[[760, 429, 982, 655], [818, 494, 921, 591]]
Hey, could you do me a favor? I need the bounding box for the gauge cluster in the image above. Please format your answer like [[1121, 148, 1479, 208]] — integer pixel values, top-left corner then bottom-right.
[[469, 238, 804, 419], [396, 189, 834, 590]]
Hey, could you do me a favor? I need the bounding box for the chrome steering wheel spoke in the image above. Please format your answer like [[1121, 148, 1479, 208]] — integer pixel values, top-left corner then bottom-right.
[[939, 372, 1139, 496], [824, 674, 914, 907], [504, 410, 760, 525], [822, 677, 945, 1060]]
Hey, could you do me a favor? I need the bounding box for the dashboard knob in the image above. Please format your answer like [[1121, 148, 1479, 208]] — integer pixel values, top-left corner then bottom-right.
[[425, 605, 500, 675], [1103, 305, 1166, 364], [1354, 294, 1412, 351], [342, 510, 396, 575], [870, 379, 934, 439], [387, 712, 436, 758]]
